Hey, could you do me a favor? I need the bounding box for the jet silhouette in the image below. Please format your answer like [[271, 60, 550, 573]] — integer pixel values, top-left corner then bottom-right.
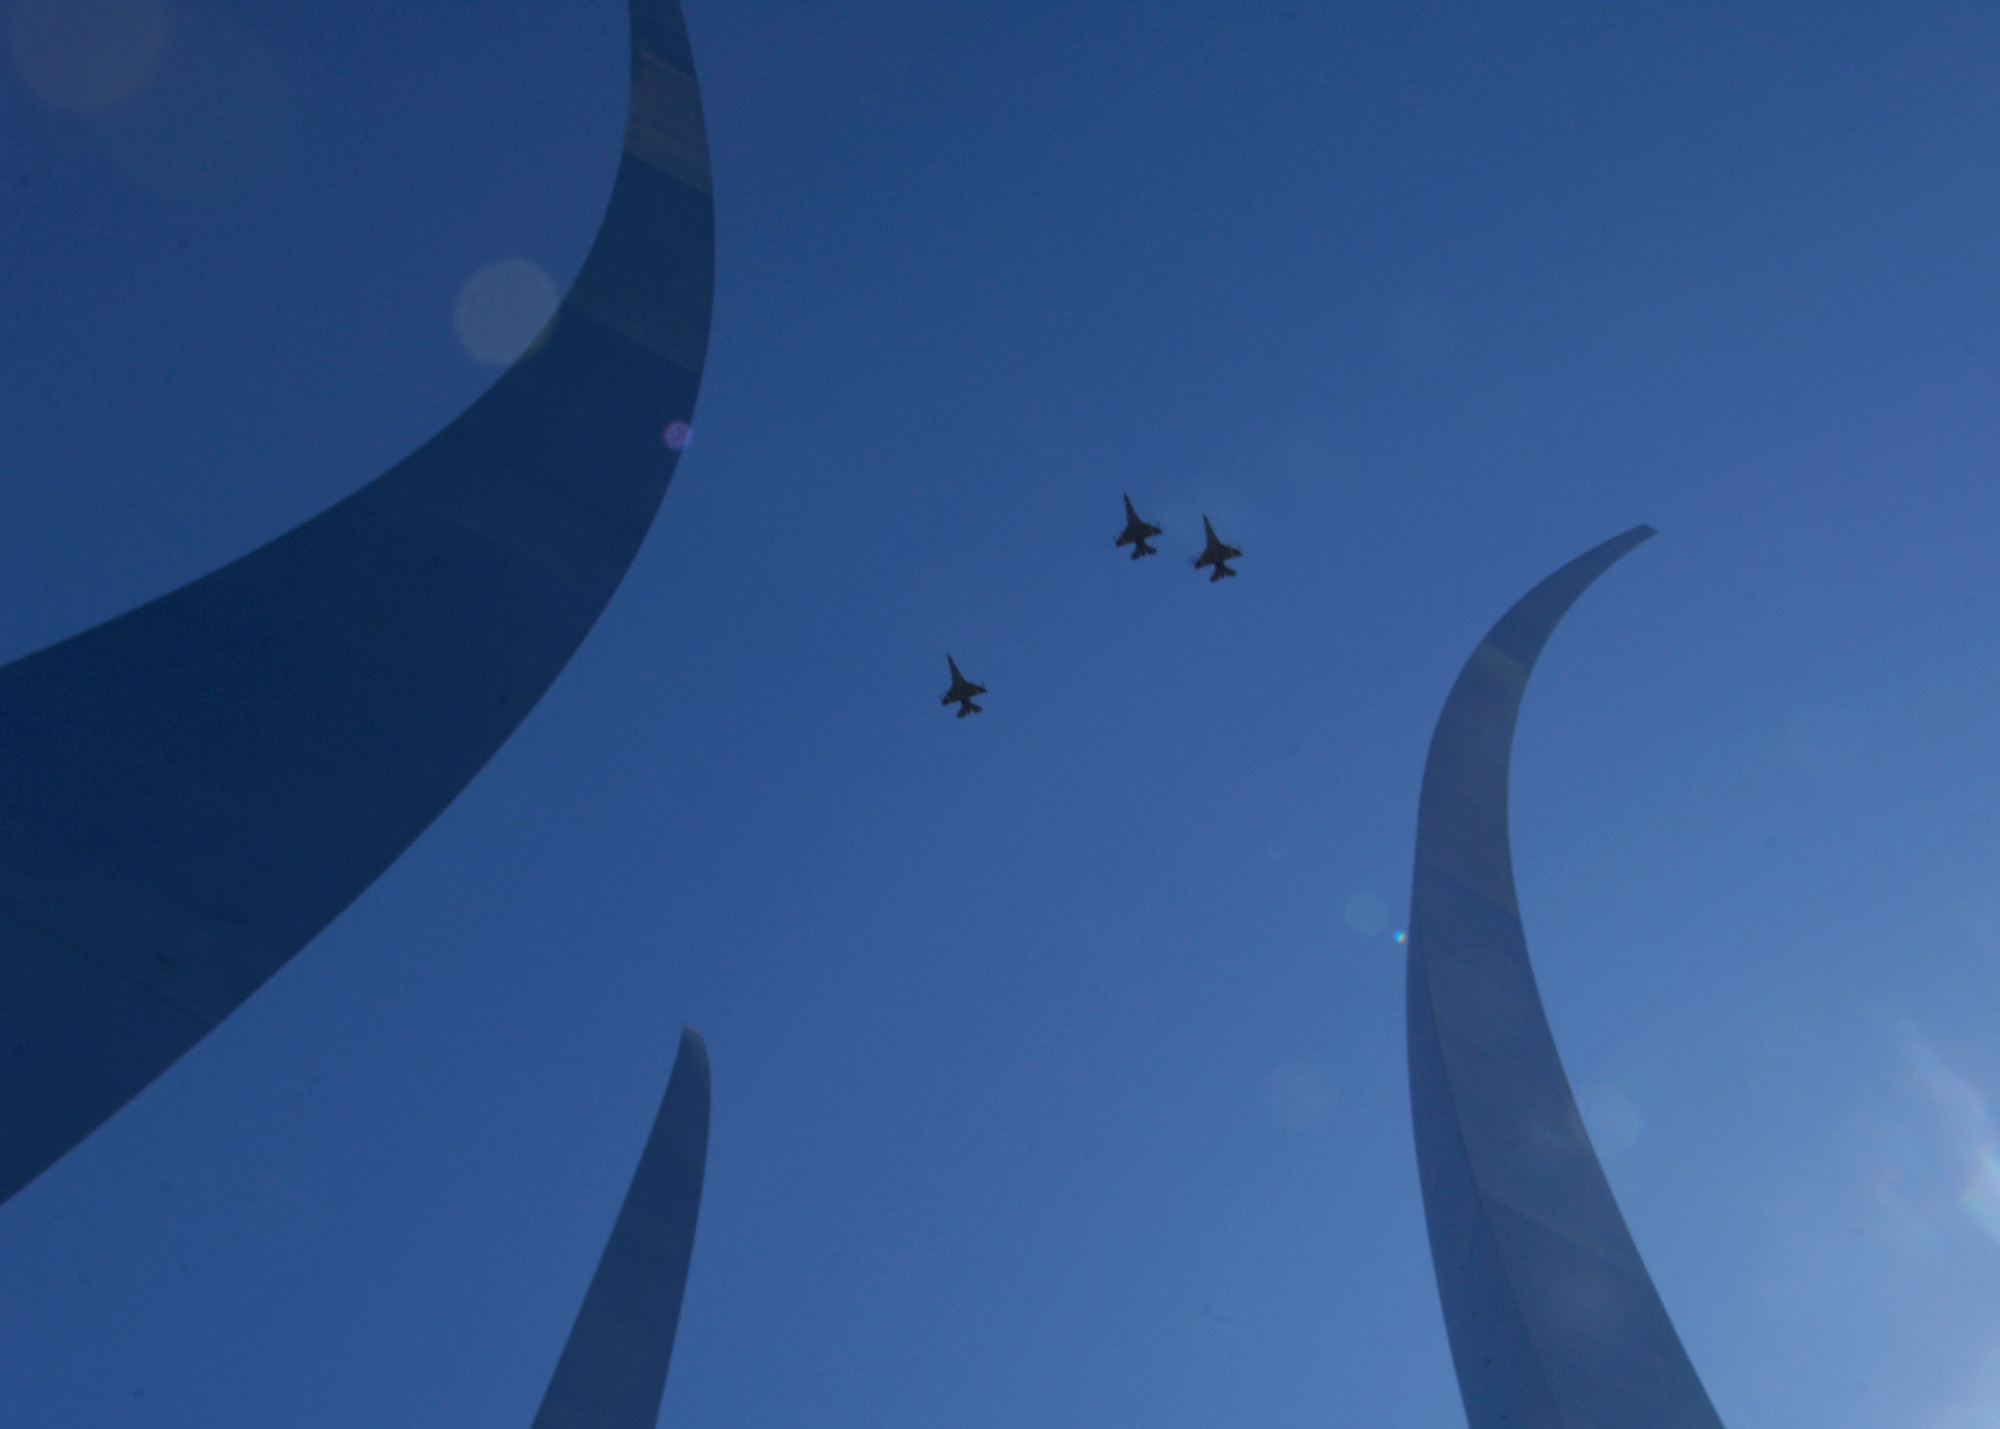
[[1192, 516, 1241, 582], [1114, 494, 1163, 559], [940, 655, 986, 718]]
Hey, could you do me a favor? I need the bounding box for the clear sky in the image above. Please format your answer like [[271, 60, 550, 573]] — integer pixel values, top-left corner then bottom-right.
[[5, 1, 2000, 1425]]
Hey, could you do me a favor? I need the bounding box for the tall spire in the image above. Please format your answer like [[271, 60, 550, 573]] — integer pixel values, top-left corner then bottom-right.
[[533, 1027, 711, 1429], [0, 0, 714, 1207], [1407, 528, 1724, 1429]]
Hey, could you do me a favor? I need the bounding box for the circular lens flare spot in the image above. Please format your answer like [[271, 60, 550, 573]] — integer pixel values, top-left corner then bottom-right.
[[9, 0, 167, 114], [1577, 1083, 1645, 1153], [454, 259, 558, 367], [1344, 893, 1389, 937], [1264, 1059, 1339, 1130], [662, 420, 692, 452]]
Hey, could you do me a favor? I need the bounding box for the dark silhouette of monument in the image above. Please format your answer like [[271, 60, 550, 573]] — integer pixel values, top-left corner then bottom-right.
[[0, 0, 714, 1206], [533, 1027, 711, 1429], [1406, 527, 1725, 1429]]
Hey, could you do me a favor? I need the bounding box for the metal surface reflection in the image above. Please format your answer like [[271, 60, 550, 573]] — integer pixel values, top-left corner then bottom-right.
[[533, 1027, 710, 1429], [1407, 527, 1725, 1429], [0, 0, 713, 1206]]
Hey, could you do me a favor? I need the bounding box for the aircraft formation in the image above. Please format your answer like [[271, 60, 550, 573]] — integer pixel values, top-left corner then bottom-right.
[[942, 495, 1241, 718]]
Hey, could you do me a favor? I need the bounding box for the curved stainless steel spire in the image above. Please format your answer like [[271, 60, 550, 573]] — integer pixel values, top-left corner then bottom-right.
[[1407, 527, 1724, 1429], [533, 1026, 710, 1429], [0, 0, 713, 1206]]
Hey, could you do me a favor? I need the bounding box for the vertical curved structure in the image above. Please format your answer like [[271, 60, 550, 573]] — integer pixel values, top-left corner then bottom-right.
[[533, 1026, 711, 1429], [1407, 527, 1724, 1429], [0, 0, 713, 1207]]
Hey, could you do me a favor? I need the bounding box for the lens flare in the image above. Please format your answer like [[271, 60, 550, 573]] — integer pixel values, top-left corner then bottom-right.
[[1344, 892, 1389, 936], [455, 259, 557, 367], [1264, 1059, 1339, 1130], [1932, 1337, 2000, 1429], [1965, 1151, 2000, 1241], [1904, 1029, 2000, 1246], [663, 420, 692, 452], [1576, 1083, 1644, 1153], [9, 0, 167, 115]]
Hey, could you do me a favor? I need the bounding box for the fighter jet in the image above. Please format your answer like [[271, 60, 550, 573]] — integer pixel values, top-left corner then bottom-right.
[[940, 655, 986, 718], [1115, 494, 1163, 559], [1192, 516, 1241, 582]]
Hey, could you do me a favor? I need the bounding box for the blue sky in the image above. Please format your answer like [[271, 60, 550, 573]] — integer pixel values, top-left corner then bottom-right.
[[7, 0, 2000, 1425]]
